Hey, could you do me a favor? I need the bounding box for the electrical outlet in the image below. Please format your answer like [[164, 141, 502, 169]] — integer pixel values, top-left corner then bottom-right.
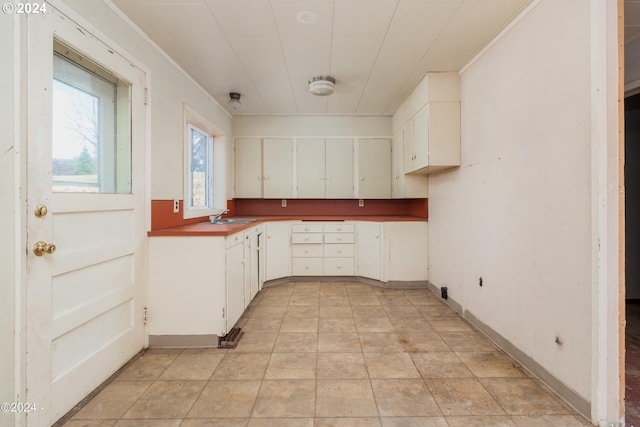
[[281, 199, 287, 207], [173, 199, 179, 213], [358, 199, 364, 207]]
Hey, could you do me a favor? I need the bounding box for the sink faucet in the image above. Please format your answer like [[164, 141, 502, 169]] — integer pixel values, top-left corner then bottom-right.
[[211, 209, 229, 222]]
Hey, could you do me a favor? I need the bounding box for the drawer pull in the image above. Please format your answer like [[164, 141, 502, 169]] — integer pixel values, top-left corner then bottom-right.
[[337, 250, 342, 253], [337, 265, 342, 269]]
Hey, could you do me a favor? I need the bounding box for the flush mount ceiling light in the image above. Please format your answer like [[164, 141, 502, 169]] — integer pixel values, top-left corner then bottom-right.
[[308, 75, 336, 96], [296, 11, 317, 24], [228, 92, 241, 110]]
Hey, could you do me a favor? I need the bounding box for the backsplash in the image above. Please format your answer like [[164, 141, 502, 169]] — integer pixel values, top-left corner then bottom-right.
[[151, 198, 427, 230], [234, 198, 427, 218]]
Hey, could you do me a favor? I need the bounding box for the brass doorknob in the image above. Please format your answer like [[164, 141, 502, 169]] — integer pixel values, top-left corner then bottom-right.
[[33, 241, 56, 256]]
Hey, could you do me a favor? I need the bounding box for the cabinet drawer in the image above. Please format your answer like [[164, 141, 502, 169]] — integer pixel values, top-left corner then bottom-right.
[[323, 244, 354, 258], [324, 223, 354, 233], [324, 233, 355, 244], [292, 223, 323, 233], [324, 258, 354, 275], [292, 244, 323, 258], [292, 258, 323, 275], [225, 232, 244, 249], [292, 233, 323, 244]]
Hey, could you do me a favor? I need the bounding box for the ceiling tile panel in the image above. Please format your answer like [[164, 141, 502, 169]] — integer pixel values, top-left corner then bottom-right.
[[112, 0, 540, 115], [231, 38, 297, 113], [375, 3, 458, 64], [205, 0, 279, 39], [357, 61, 413, 115], [332, 0, 397, 41], [438, 0, 530, 44], [328, 40, 380, 113]]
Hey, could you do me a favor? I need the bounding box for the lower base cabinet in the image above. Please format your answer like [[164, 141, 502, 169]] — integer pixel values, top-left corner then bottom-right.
[[147, 220, 428, 346]]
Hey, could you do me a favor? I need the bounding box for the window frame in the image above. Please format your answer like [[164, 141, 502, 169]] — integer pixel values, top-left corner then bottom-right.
[[183, 105, 226, 219]]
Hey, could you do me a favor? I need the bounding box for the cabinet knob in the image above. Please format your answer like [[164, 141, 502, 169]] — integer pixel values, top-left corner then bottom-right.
[[320, 177, 325, 180], [337, 227, 342, 231], [337, 250, 342, 253], [258, 176, 263, 180], [337, 265, 342, 269], [326, 176, 331, 180], [304, 227, 309, 231], [305, 237, 309, 241], [360, 177, 364, 181], [337, 238, 342, 241]]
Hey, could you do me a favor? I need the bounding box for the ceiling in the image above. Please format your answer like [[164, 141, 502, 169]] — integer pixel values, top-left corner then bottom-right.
[[111, 0, 563, 116]]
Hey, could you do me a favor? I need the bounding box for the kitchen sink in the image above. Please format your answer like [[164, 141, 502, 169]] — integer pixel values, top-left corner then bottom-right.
[[209, 218, 257, 225]]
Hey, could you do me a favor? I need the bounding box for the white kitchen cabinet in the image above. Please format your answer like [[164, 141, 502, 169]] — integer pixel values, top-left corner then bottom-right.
[[234, 138, 262, 198], [148, 236, 227, 343], [234, 137, 294, 198], [243, 227, 262, 306], [265, 221, 291, 280], [404, 103, 460, 174], [357, 138, 391, 199], [291, 222, 355, 276], [392, 130, 428, 199], [383, 222, 428, 282], [297, 138, 353, 198], [399, 72, 461, 175], [225, 235, 245, 331], [356, 221, 382, 280]]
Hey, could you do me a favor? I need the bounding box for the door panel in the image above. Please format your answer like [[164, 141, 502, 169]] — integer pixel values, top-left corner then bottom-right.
[[25, 8, 146, 426], [297, 138, 325, 198], [325, 138, 354, 198]]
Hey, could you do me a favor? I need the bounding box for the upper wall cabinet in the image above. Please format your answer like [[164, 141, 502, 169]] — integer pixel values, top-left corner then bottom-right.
[[358, 138, 391, 199], [298, 138, 353, 198], [394, 72, 461, 175], [234, 138, 294, 198]]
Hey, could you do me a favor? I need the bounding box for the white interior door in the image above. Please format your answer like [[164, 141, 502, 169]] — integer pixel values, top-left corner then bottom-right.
[[25, 8, 147, 426]]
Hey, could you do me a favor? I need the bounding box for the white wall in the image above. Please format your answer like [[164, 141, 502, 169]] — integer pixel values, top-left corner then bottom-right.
[[60, 0, 233, 202], [428, 0, 592, 403], [233, 115, 391, 138]]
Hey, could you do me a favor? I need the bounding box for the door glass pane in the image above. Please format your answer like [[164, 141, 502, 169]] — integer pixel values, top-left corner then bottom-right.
[[52, 42, 131, 193]]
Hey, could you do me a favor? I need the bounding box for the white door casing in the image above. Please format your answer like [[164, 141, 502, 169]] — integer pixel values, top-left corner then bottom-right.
[[25, 7, 147, 426]]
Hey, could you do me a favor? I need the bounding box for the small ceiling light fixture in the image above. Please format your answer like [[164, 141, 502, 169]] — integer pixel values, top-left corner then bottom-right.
[[297, 11, 317, 24], [308, 75, 336, 96], [228, 92, 241, 110]]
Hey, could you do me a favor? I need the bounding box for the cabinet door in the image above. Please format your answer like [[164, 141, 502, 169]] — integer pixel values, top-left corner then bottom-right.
[[391, 132, 405, 199], [356, 222, 382, 280], [297, 138, 326, 198], [325, 138, 354, 198], [403, 120, 415, 173], [383, 222, 428, 281], [428, 102, 460, 167], [247, 233, 259, 303], [413, 108, 429, 170], [226, 241, 245, 332], [263, 138, 294, 198], [235, 138, 263, 198], [265, 222, 291, 280], [358, 138, 391, 198]]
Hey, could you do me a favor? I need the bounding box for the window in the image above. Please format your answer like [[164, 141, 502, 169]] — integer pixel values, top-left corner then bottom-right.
[[186, 123, 213, 210], [52, 40, 131, 193], [183, 105, 226, 219]]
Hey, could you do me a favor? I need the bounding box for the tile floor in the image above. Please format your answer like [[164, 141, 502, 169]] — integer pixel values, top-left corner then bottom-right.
[[62, 281, 591, 427]]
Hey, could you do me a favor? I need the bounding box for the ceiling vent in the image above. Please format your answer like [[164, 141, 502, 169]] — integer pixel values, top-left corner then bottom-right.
[[308, 75, 336, 96]]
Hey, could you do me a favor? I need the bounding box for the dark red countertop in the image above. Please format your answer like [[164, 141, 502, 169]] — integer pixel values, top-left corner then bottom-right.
[[147, 215, 427, 237]]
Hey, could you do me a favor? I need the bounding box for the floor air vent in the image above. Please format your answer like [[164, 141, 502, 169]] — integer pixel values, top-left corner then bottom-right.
[[218, 327, 244, 349]]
